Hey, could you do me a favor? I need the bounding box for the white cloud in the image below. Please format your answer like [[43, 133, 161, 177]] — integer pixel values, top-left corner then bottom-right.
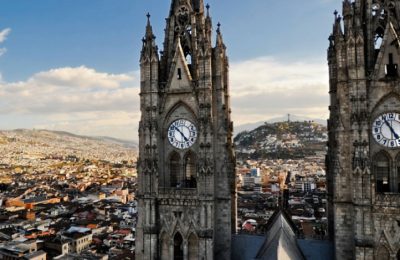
[[0, 28, 11, 43], [0, 66, 138, 113], [0, 57, 330, 140], [34, 66, 133, 89], [230, 56, 329, 124], [0, 66, 140, 139], [0, 48, 5, 57]]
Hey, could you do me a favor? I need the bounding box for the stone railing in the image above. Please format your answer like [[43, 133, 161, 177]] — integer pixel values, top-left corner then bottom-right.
[[158, 188, 200, 206], [158, 187, 198, 198], [375, 193, 400, 207]]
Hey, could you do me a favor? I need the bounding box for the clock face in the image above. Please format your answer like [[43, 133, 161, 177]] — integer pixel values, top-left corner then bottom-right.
[[168, 119, 197, 150], [372, 112, 400, 148]]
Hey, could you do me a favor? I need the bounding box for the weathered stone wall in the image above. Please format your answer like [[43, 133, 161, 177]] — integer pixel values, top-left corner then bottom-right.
[[328, 1, 400, 259]]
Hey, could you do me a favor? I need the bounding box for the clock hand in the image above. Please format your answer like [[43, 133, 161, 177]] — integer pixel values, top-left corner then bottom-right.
[[172, 125, 189, 142], [383, 118, 400, 139]]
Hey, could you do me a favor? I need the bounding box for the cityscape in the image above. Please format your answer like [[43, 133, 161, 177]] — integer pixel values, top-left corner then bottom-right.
[[0, 120, 328, 259]]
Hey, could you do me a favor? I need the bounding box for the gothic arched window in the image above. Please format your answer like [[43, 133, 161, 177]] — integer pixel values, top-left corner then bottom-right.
[[161, 232, 169, 259], [374, 152, 390, 193], [184, 152, 197, 188], [396, 153, 400, 193], [170, 152, 181, 188], [173, 232, 184, 260], [188, 233, 198, 260], [376, 245, 390, 260]]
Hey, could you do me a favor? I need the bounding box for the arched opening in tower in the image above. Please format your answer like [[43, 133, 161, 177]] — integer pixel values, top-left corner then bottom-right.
[[161, 232, 169, 259], [186, 54, 192, 65], [188, 233, 199, 260], [376, 245, 390, 260], [374, 152, 390, 193], [184, 152, 197, 188], [170, 152, 181, 188], [396, 153, 400, 193], [173, 232, 184, 260]]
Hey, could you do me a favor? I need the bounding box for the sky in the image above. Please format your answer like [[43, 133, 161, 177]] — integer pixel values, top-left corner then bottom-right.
[[0, 0, 340, 140]]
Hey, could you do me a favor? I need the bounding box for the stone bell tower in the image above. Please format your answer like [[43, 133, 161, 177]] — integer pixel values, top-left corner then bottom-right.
[[327, 0, 400, 259], [135, 0, 236, 259]]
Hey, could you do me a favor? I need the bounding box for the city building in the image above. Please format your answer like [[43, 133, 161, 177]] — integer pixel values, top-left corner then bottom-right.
[[136, 0, 236, 259], [0, 240, 46, 260], [327, 0, 400, 259]]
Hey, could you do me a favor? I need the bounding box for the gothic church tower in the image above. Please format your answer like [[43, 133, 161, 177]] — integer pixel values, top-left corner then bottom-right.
[[328, 0, 400, 259], [136, 0, 236, 259]]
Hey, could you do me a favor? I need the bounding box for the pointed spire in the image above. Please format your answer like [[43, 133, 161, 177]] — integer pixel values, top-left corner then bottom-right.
[[201, 3, 212, 46], [333, 11, 344, 39], [145, 13, 154, 40], [216, 22, 225, 48], [141, 13, 158, 63], [205, 3, 212, 28]]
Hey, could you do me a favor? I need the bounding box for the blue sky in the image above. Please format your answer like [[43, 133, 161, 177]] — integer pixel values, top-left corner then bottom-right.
[[0, 0, 340, 140]]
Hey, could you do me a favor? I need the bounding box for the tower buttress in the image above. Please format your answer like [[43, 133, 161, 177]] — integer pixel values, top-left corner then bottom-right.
[[137, 14, 160, 260], [139, 13, 160, 196]]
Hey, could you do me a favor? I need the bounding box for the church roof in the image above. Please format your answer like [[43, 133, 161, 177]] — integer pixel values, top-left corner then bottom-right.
[[231, 209, 334, 260], [232, 234, 264, 260], [297, 239, 334, 260], [254, 210, 305, 260]]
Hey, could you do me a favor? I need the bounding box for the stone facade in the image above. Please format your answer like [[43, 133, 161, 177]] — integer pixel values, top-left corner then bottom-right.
[[327, 1, 400, 259], [136, 0, 236, 259]]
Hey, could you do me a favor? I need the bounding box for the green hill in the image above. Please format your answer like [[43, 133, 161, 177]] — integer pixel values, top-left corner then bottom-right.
[[234, 121, 327, 160]]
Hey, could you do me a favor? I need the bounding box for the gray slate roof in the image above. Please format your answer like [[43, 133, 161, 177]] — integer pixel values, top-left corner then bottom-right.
[[232, 210, 334, 259], [297, 239, 334, 260], [232, 234, 265, 260], [255, 211, 305, 260]]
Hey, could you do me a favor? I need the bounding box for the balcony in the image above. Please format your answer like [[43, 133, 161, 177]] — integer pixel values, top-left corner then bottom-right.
[[375, 193, 400, 207], [158, 187, 198, 198]]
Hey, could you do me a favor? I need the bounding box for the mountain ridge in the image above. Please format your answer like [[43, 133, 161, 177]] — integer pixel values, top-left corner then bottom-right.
[[234, 120, 327, 160], [235, 115, 327, 134], [0, 129, 137, 166], [2, 128, 137, 149]]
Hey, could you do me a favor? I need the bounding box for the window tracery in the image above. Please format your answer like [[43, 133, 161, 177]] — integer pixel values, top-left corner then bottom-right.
[[374, 152, 391, 193], [170, 152, 181, 188]]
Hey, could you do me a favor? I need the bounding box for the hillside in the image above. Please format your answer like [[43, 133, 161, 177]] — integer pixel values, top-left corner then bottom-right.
[[235, 115, 327, 133], [234, 121, 327, 160], [0, 129, 138, 170]]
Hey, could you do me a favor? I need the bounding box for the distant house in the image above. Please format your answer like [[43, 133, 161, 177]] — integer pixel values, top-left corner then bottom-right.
[[6, 196, 61, 209], [24, 250, 47, 260], [0, 227, 20, 241], [44, 227, 92, 258], [64, 231, 92, 254], [0, 240, 46, 260]]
